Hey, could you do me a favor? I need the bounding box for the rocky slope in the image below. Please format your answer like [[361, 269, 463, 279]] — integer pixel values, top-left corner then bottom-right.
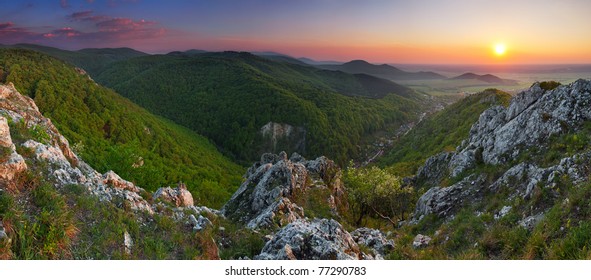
[[400, 80, 591, 258], [0, 82, 393, 260]]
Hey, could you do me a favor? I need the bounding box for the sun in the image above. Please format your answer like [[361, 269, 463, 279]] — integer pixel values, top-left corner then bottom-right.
[[494, 43, 507, 56]]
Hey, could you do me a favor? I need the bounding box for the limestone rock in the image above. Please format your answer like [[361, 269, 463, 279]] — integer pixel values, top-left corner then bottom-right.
[[350, 228, 395, 259], [413, 175, 486, 222], [189, 214, 212, 232], [103, 171, 140, 193], [413, 234, 432, 249], [495, 206, 512, 220], [255, 219, 360, 260], [124, 230, 133, 255], [222, 153, 345, 229], [153, 183, 194, 207]]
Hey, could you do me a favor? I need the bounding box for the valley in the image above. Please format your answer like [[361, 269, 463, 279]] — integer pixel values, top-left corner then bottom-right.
[[1, 44, 591, 261]]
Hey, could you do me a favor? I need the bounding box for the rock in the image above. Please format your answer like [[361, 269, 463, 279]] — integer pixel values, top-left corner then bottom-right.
[[103, 171, 140, 193], [413, 234, 432, 249], [0, 221, 8, 241], [495, 206, 512, 220], [153, 183, 194, 207], [519, 213, 545, 230], [415, 152, 453, 187], [0, 116, 27, 182], [189, 214, 212, 232], [123, 230, 133, 255], [256, 219, 360, 260], [413, 175, 486, 222], [222, 153, 346, 229], [0, 116, 13, 148], [450, 80, 591, 170], [350, 228, 395, 259], [259, 122, 306, 155]]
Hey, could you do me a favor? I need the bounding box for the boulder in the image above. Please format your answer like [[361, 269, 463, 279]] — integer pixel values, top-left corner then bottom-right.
[[255, 219, 360, 260], [153, 183, 194, 207], [413, 234, 432, 249], [350, 228, 395, 259]]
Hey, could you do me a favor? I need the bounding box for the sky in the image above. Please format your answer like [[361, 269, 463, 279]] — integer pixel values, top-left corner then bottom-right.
[[1, 0, 590, 64]]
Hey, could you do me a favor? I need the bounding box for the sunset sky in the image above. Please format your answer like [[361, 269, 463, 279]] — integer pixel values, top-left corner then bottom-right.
[[1, 0, 590, 64]]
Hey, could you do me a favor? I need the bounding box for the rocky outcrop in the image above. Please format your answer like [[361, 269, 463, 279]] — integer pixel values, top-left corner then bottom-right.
[[413, 174, 486, 221], [0, 83, 156, 214], [451, 80, 591, 174], [153, 183, 194, 207], [413, 234, 432, 248], [0, 116, 27, 182], [350, 228, 395, 259], [255, 219, 360, 260], [222, 152, 346, 229], [413, 80, 591, 222], [259, 122, 306, 155]]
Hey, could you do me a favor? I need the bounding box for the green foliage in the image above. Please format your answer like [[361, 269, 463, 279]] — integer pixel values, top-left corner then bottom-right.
[[0, 49, 243, 208], [380, 89, 511, 176], [344, 164, 414, 226], [0, 145, 11, 162], [94, 52, 426, 164], [539, 81, 561, 91]]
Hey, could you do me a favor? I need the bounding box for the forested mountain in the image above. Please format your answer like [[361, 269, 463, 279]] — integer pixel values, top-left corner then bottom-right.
[[94, 51, 429, 164], [0, 44, 147, 77], [319, 60, 446, 80], [0, 49, 243, 207]]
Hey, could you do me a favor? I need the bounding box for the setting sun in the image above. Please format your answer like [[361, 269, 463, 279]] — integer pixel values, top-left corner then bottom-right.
[[494, 43, 507, 56]]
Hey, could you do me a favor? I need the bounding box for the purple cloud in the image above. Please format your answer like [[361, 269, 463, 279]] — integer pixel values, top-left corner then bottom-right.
[[68, 10, 110, 22]]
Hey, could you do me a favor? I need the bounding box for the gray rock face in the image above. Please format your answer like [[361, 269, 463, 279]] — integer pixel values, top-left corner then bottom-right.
[[260, 122, 306, 155], [413, 175, 486, 221], [413, 80, 591, 222], [255, 219, 360, 260], [350, 228, 395, 259], [451, 80, 591, 174], [0, 116, 27, 182], [413, 234, 432, 248], [222, 153, 345, 229], [189, 214, 212, 232]]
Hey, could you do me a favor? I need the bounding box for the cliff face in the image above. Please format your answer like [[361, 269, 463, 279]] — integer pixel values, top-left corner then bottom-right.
[[412, 80, 591, 225]]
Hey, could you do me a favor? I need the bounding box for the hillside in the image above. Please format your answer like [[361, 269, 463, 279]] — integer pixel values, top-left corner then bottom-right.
[[319, 60, 446, 80], [379, 89, 511, 176], [0, 49, 243, 208], [0, 44, 147, 77], [94, 51, 428, 164], [383, 80, 591, 259], [0, 85, 396, 260], [450, 72, 518, 85]]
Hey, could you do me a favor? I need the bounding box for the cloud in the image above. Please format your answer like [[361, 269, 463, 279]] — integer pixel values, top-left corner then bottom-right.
[[96, 18, 156, 32], [0, 22, 37, 43], [68, 10, 110, 22]]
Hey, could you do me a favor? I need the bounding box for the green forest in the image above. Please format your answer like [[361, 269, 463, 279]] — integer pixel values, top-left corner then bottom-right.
[[0, 49, 243, 208], [94, 51, 428, 164]]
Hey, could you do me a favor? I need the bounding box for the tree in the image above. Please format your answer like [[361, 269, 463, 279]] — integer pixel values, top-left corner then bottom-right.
[[344, 164, 414, 227]]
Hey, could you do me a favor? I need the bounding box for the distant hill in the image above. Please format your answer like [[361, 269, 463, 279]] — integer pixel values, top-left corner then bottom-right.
[[94, 51, 429, 163], [0, 44, 147, 76], [318, 60, 446, 80], [450, 72, 518, 85], [298, 57, 343, 65]]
